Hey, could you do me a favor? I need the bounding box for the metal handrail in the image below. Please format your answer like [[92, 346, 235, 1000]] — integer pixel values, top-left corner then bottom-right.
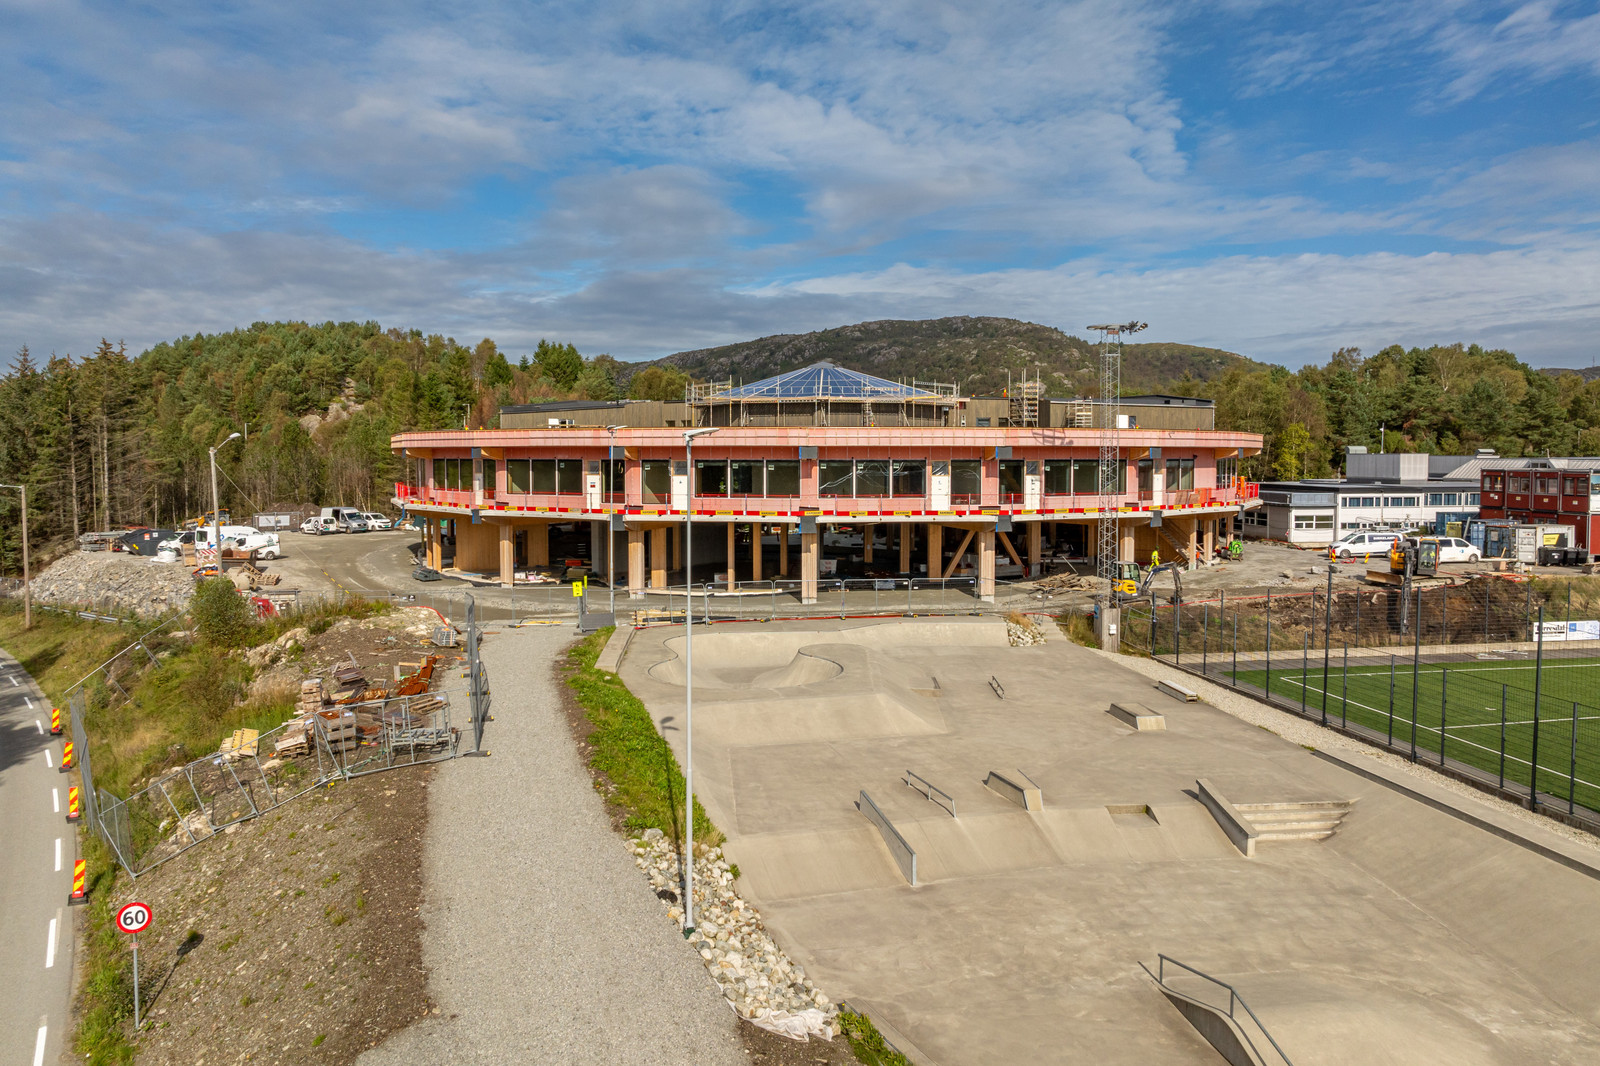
[[903, 770, 956, 817], [1145, 954, 1293, 1066]]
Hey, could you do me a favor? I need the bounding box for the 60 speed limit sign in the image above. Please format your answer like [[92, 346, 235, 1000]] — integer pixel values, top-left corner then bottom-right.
[[116, 901, 152, 935]]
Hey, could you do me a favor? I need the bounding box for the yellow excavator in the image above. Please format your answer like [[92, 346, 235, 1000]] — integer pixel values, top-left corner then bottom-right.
[[1113, 560, 1184, 605]]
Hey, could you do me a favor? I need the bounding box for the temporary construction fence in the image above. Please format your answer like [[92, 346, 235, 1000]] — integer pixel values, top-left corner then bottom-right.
[[65, 591, 491, 877], [1125, 574, 1600, 831]]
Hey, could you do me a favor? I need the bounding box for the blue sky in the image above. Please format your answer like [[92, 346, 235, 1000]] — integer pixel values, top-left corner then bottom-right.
[[3, 0, 1598, 367]]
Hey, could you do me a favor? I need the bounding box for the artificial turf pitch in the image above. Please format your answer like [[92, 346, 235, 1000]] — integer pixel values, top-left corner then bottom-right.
[[1223, 653, 1600, 814]]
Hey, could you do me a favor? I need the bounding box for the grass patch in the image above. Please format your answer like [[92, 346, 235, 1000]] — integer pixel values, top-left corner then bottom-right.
[[563, 628, 721, 846], [73, 834, 136, 1065], [1056, 611, 1100, 649], [837, 1009, 913, 1066]]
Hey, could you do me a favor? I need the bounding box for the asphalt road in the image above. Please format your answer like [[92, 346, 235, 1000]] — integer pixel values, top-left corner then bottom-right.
[[0, 651, 76, 1066]]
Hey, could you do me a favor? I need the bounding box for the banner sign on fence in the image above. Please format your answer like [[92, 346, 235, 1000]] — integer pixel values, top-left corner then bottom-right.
[[1538, 620, 1600, 642]]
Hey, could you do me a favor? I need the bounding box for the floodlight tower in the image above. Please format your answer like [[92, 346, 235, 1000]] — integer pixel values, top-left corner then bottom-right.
[[1088, 321, 1147, 592]]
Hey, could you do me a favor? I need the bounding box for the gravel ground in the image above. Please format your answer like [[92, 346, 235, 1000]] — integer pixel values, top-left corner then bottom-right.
[[358, 625, 747, 1066], [1104, 647, 1600, 856]]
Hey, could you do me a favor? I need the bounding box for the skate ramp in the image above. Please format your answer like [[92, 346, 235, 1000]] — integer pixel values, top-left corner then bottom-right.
[[695, 691, 945, 746]]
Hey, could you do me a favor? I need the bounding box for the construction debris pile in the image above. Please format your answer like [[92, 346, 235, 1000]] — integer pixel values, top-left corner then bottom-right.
[[1006, 615, 1046, 646], [273, 655, 449, 759], [1030, 571, 1101, 595], [631, 828, 837, 1041], [28, 551, 195, 618]]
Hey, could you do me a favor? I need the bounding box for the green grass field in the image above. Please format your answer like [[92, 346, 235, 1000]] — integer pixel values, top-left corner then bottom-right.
[[1225, 653, 1600, 815]]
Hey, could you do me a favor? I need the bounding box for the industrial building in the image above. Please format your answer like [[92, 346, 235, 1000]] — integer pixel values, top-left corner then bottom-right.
[[1245, 450, 1486, 547], [389, 363, 1263, 601]]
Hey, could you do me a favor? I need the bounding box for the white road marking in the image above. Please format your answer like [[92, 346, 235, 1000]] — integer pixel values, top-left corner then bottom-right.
[[52, 788, 59, 813], [34, 1025, 47, 1066], [26, 695, 33, 708], [44, 750, 52, 768], [45, 917, 56, 968], [9, 674, 18, 685], [55, 838, 61, 871], [35, 719, 43, 734]]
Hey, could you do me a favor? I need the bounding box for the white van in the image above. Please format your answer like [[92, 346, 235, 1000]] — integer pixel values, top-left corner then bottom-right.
[[162, 525, 281, 559], [1328, 530, 1401, 561]]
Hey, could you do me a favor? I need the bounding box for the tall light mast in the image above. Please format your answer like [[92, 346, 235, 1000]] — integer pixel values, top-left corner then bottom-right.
[[1088, 321, 1146, 592]]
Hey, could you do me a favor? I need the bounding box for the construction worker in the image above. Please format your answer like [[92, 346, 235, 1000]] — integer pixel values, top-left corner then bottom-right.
[[1150, 547, 1161, 571]]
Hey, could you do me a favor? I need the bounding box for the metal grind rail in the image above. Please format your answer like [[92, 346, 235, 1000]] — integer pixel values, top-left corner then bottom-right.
[[1143, 954, 1293, 1066]]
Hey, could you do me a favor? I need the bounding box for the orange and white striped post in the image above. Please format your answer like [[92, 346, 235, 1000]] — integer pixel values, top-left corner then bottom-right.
[[60, 739, 74, 773], [68, 859, 87, 905], [66, 786, 81, 823], [50, 707, 62, 735]]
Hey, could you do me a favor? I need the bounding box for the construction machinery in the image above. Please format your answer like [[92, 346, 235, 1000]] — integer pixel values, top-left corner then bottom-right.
[[1368, 536, 1440, 633], [1113, 560, 1184, 605]]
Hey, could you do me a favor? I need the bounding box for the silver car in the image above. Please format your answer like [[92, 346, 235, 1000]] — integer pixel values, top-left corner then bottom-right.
[[362, 512, 394, 530]]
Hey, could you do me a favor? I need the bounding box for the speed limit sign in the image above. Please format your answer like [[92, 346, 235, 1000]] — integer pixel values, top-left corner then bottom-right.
[[116, 901, 152, 935]]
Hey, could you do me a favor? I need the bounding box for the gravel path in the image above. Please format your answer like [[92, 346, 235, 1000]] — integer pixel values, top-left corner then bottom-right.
[[359, 625, 746, 1066], [1103, 647, 1600, 856]]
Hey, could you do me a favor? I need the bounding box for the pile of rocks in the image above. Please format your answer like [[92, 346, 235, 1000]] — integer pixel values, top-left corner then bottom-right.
[[30, 551, 194, 618], [630, 828, 836, 1034], [1007, 615, 1046, 646]]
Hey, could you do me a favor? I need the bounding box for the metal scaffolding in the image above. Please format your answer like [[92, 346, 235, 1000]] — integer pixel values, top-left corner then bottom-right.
[[1089, 321, 1147, 590]]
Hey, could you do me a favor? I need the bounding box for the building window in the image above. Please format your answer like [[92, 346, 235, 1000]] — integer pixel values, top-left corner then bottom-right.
[[765, 460, 800, 495], [1591, 473, 1600, 494], [1404, 497, 1418, 507], [1484, 473, 1504, 492], [819, 460, 854, 496], [1444, 493, 1458, 506], [1468, 493, 1480, 505], [557, 459, 583, 494], [695, 459, 729, 496], [999, 460, 1024, 497], [729, 460, 763, 495], [482, 458, 496, 492], [855, 460, 891, 496], [1044, 461, 1071, 495], [1427, 493, 1442, 506], [641, 460, 672, 503], [951, 460, 982, 501], [1165, 457, 1195, 491], [1073, 459, 1101, 495], [1293, 514, 1334, 530], [506, 459, 531, 494], [1243, 509, 1267, 526], [1217, 457, 1238, 485], [1137, 458, 1153, 493], [1510, 475, 1531, 493], [892, 460, 925, 496]]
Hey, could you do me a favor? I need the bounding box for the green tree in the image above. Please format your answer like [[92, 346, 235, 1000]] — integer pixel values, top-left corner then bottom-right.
[[190, 577, 256, 647], [628, 365, 690, 401], [1272, 423, 1312, 479]]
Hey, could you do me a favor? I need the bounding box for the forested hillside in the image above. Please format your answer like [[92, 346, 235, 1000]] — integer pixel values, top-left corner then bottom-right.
[[0, 317, 1593, 575], [0, 322, 624, 566]]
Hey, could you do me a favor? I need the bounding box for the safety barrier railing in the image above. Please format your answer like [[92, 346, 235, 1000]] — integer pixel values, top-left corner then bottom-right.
[[1143, 954, 1293, 1066]]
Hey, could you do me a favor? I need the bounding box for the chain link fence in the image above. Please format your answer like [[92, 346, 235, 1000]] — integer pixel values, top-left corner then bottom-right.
[[1126, 574, 1600, 831]]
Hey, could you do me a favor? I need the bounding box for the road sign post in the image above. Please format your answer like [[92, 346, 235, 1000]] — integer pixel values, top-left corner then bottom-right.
[[116, 901, 152, 1029]]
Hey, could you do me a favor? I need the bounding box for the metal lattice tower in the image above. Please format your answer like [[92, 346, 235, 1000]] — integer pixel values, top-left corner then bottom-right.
[[1088, 321, 1147, 589]]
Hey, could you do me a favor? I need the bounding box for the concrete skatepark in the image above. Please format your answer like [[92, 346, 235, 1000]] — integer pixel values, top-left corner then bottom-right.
[[617, 617, 1600, 1065]]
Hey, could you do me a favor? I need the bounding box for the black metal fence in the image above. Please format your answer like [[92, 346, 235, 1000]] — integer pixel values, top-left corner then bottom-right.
[[1125, 574, 1600, 830]]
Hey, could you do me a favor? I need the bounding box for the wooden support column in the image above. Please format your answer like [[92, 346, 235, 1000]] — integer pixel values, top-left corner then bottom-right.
[[672, 525, 683, 571], [779, 525, 790, 577], [1204, 519, 1215, 567], [927, 522, 941, 580], [650, 527, 668, 589], [1027, 521, 1042, 577], [1118, 519, 1134, 565], [750, 524, 762, 582], [978, 526, 997, 602], [499, 523, 514, 588], [1187, 517, 1199, 570], [726, 523, 737, 589], [899, 523, 911, 574], [530, 521, 549, 567], [863, 525, 874, 564], [628, 528, 646, 597], [800, 530, 820, 603]]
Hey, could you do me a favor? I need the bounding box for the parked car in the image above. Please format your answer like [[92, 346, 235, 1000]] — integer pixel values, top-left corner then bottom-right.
[[338, 513, 370, 533], [1328, 530, 1402, 561], [1434, 536, 1482, 564], [300, 516, 339, 535], [361, 512, 394, 530]]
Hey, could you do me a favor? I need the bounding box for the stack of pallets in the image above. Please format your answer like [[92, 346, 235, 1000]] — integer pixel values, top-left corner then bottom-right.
[[317, 709, 360, 753], [218, 728, 260, 760]]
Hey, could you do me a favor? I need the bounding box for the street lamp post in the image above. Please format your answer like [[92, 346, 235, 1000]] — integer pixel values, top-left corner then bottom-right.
[[0, 483, 30, 628], [606, 425, 625, 614], [210, 433, 242, 577], [681, 426, 719, 935]]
